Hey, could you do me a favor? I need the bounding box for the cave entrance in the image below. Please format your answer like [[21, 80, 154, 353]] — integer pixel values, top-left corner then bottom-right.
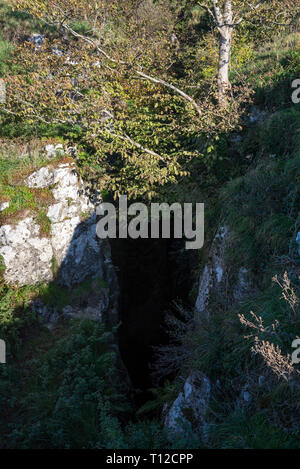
[[110, 232, 195, 406]]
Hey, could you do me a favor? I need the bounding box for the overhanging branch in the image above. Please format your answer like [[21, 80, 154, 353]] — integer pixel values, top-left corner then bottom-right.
[[62, 24, 202, 117]]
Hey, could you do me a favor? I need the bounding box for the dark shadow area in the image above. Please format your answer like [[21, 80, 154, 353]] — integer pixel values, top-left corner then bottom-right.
[[110, 232, 196, 406], [34, 212, 117, 325], [31, 209, 196, 408]]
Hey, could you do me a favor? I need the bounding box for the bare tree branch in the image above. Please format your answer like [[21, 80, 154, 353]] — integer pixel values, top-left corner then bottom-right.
[[62, 24, 202, 117], [134, 71, 202, 116], [198, 3, 217, 23], [109, 131, 166, 162]]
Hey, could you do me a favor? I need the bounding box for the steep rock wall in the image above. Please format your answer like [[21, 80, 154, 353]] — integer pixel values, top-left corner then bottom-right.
[[164, 225, 255, 440], [0, 161, 118, 325]]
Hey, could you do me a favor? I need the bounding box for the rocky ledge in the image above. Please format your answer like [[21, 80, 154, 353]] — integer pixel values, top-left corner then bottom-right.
[[0, 161, 118, 325]]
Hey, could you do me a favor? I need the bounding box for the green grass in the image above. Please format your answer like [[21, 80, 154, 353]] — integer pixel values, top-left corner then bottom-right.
[[232, 32, 300, 109], [0, 150, 72, 229], [0, 37, 14, 77], [0, 282, 40, 353], [35, 209, 51, 236], [220, 109, 300, 269], [210, 409, 300, 449], [161, 98, 300, 448], [39, 277, 108, 312]]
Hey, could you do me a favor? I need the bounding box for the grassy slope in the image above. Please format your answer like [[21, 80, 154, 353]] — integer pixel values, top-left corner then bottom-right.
[[176, 33, 300, 448], [0, 1, 299, 448]]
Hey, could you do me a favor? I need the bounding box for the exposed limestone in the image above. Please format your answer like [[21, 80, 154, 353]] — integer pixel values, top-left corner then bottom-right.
[[31, 298, 60, 330], [164, 372, 211, 441], [195, 265, 212, 318], [44, 143, 64, 158], [26, 166, 54, 188], [195, 226, 229, 319], [62, 282, 110, 322], [164, 227, 229, 441], [0, 217, 53, 285], [233, 267, 252, 302], [195, 226, 255, 319], [0, 202, 10, 213], [1, 163, 94, 286], [165, 224, 257, 441], [0, 161, 119, 326], [249, 105, 267, 124], [53, 214, 108, 289]]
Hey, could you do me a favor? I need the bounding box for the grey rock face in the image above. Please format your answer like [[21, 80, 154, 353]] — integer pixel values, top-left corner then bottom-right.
[[233, 267, 252, 302], [0, 161, 119, 325], [26, 166, 54, 188], [195, 226, 229, 319], [164, 227, 229, 441], [0, 217, 53, 285], [0, 202, 9, 213], [62, 282, 110, 323], [249, 106, 267, 124], [164, 372, 211, 441], [29, 34, 44, 48], [31, 298, 60, 330], [165, 225, 257, 440], [195, 226, 255, 319], [0, 163, 94, 287], [57, 214, 104, 288]]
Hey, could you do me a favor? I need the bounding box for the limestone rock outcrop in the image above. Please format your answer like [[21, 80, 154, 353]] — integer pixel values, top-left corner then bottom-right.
[[195, 225, 254, 319], [195, 226, 229, 319], [165, 225, 255, 441], [0, 216, 54, 285], [164, 372, 211, 441], [0, 161, 118, 325]]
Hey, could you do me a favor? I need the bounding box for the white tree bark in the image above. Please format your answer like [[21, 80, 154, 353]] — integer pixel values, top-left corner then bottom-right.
[[200, 1, 243, 106], [217, 26, 232, 105], [215, 1, 233, 105]]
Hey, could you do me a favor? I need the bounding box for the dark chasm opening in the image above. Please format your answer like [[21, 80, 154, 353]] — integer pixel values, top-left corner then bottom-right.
[[110, 226, 196, 407]]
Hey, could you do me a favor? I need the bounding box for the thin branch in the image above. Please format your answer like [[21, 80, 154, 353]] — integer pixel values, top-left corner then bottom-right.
[[246, 1, 267, 11], [199, 1, 243, 30], [108, 131, 166, 162], [62, 24, 202, 116], [212, 0, 223, 25], [198, 3, 217, 23], [134, 71, 202, 116]]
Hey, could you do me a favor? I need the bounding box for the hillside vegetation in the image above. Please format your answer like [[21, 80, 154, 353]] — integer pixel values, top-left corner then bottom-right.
[[0, 0, 299, 449]]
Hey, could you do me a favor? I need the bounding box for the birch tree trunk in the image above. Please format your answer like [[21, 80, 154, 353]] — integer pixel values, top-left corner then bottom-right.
[[200, 1, 240, 105], [217, 26, 232, 106], [216, 1, 233, 106]]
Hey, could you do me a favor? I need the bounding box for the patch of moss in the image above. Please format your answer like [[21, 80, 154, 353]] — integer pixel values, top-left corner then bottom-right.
[[35, 210, 51, 237], [0, 152, 72, 225], [51, 256, 59, 276], [38, 277, 107, 312], [39, 282, 72, 312], [0, 255, 5, 280]]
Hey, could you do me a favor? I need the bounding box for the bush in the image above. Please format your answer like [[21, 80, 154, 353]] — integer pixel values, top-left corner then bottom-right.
[[259, 108, 300, 157], [3, 319, 129, 448]]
